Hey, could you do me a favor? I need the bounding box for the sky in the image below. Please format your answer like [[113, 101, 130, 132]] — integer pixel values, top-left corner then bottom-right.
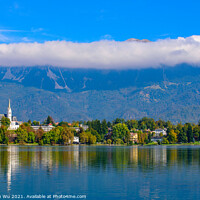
[[0, 0, 200, 68]]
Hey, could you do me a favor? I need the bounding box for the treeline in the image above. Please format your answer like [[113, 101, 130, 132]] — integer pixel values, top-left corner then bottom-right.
[[0, 122, 74, 145], [82, 117, 200, 144], [1, 116, 200, 145]]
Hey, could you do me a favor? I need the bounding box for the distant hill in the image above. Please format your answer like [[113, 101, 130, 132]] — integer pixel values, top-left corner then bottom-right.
[[0, 65, 200, 123]]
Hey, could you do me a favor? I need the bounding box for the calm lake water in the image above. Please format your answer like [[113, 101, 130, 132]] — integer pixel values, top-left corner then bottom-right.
[[0, 145, 200, 200]]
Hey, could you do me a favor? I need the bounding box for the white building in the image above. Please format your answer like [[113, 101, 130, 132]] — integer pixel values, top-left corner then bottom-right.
[[73, 136, 79, 144], [31, 125, 54, 132], [154, 128, 167, 137]]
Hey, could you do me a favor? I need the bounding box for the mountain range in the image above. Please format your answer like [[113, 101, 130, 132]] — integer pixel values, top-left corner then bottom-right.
[[0, 64, 200, 123]]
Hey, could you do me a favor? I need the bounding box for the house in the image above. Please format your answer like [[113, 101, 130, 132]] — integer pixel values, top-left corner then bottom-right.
[[154, 128, 167, 137], [79, 124, 89, 131], [71, 124, 89, 132], [73, 136, 79, 144], [130, 132, 138, 143]]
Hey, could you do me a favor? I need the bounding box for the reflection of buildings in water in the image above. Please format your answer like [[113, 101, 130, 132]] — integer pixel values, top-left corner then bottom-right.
[[130, 147, 138, 164], [6, 146, 19, 192], [41, 148, 53, 172], [72, 145, 79, 169], [152, 147, 167, 166], [79, 146, 88, 170]]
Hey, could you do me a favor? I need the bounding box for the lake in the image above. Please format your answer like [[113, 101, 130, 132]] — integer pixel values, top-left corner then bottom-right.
[[0, 145, 200, 199]]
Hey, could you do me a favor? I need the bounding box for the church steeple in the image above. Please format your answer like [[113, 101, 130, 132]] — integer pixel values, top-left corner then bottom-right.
[[7, 99, 12, 122]]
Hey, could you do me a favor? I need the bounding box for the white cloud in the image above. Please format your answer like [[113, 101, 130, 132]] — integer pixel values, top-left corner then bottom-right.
[[0, 35, 200, 69]]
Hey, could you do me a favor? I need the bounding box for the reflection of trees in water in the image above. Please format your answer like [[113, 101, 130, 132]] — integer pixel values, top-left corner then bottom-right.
[[0, 146, 200, 176]]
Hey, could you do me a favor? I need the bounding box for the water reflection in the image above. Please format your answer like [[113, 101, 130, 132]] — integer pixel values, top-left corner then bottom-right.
[[0, 145, 200, 193]]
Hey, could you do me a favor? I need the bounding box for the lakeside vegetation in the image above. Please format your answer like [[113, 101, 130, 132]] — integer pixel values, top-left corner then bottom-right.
[[1, 116, 200, 146]]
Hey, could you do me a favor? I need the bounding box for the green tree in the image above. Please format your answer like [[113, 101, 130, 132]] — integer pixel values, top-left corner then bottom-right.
[[1, 116, 10, 127], [107, 139, 112, 144], [186, 123, 193, 143], [193, 126, 200, 141], [32, 120, 40, 126], [59, 126, 74, 144], [42, 131, 51, 144], [27, 132, 35, 143], [0, 126, 9, 144], [126, 120, 138, 130], [88, 133, 96, 144], [16, 127, 28, 144], [80, 132, 89, 144], [90, 128, 101, 142], [177, 129, 187, 143], [115, 138, 124, 144], [101, 119, 108, 136], [167, 130, 177, 143], [112, 123, 130, 143], [45, 116, 54, 125]]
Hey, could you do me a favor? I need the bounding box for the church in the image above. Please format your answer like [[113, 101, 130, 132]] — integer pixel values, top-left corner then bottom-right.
[[0, 99, 21, 130]]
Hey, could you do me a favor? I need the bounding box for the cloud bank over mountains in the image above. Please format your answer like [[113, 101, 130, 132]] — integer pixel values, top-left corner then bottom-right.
[[0, 35, 200, 69]]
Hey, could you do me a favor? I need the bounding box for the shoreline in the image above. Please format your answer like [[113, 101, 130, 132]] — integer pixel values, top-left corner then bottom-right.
[[1, 142, 200, 147]]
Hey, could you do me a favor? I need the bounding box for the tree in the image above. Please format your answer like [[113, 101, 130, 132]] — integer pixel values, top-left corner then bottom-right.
[[186, 123, 193, 143], [59, 126, 74, 144], [16, 127, 28, 144], [193, 126, 200, 141], [138, 131, 148, 144], [90, 128, 101, 142], [101, 119, 108, 136], [112, 123, 130, 143], [115, 138, 124, 144], [107, 121, 112, 128], [27, 132, 36, 143], [107, 139, 112, 144], [80, 132, 89, 144], [0, 126, 9, 144], [1, 116, 10, 127], [42, 131, 51, 144], [112, 118, 125, 125], [88, 133, 96, 144], [162, 137, 169, 144], [35, 127, 44, 143], [45, 116, 54, 125], [177, 129, 187, 143], [32, 120, 40, 126], [167, 130, 177, 143], [126, 119, 138, 130], [148, 133, 152, 143]]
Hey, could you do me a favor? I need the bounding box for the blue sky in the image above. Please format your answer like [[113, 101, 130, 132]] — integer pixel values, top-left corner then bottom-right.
[[0, 0, 200, 43]]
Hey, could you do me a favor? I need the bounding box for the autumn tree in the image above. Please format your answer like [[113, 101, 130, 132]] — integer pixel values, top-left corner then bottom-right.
[[167, 130, 177, 143]]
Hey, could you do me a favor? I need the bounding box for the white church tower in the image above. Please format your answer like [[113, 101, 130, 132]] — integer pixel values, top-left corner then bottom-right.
[[7, 99, 12, 122]]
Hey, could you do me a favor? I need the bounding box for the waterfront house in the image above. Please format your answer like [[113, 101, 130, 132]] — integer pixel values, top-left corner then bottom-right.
[[130, 132, 138, 143], [153, 128, 167, 137]]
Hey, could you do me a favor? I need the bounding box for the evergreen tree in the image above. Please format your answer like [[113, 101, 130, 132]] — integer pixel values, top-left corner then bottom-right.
[[187, 123, 193, 143], [46, 116, 54, 125], [101, 119, 108, 136], [177, 128, 187, 143]]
